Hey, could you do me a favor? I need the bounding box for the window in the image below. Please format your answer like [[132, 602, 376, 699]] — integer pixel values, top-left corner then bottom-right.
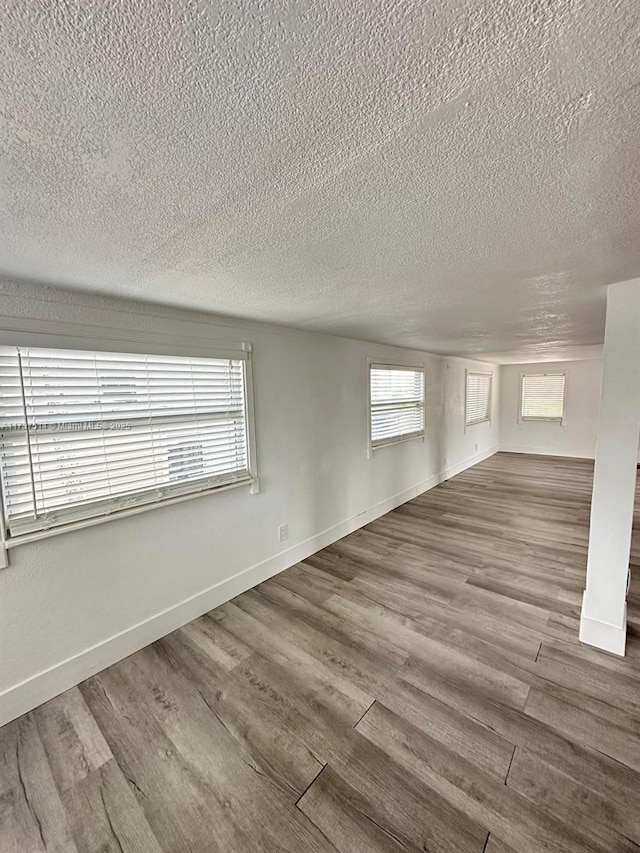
[[520, 372, 566, 422], [465, 371, 492, 427], [0, 345, 255, 538], [369, 362, 425, 450]]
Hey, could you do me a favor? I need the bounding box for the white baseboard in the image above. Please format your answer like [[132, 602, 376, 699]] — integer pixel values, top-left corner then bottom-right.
[[442, 445, 498, 479], [579, 594, 627, 656], [0, 445, 497, 726], [499, 445, 595, 460]]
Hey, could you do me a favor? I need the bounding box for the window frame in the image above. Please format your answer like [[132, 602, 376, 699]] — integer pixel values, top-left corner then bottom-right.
[[367, 358, 426, 456], [464, 369, 493, 430], [518, 371, 566, 425], [0, 323, 259, 550]]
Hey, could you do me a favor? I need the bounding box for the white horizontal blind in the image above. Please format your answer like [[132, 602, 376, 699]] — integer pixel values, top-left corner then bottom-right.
[[370, 364, 425, 448], [465, 372, 492, 426], [0, 346, 251, 537], [520, 373, 565, 421]]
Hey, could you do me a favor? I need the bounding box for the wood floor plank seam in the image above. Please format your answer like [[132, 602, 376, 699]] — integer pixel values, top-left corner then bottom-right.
[[294, 763, 329, 808], [503, 745, 517, 786], [352, 699, 376, 729], [504, 747, 640, 848]]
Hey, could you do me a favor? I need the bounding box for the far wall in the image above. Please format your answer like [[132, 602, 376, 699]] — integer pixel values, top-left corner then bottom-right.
[[499, 359, 602, 458]]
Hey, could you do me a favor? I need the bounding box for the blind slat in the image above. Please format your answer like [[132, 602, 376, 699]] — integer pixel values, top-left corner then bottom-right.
[[520, 373, 565, 421], [370, 365, 425, 447], [465, 372, 492, 426], [0, 345, 251, 536]]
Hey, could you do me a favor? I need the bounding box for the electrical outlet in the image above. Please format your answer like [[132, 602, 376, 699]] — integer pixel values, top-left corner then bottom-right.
[[278, 524, 288, 542]]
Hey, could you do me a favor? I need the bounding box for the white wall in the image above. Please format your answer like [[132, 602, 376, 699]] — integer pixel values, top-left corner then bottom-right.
[[580, 279, 640, 656], [499, 359, 602, 459], [0, 281, 499, 724]]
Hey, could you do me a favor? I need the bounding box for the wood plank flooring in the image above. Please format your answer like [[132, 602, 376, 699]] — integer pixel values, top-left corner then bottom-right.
[[2, 451, 640, 852]]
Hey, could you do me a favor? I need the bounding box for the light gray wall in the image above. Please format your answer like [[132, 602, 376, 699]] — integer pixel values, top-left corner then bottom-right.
[[0, 280, 499, 724], [499, 359, 602, 458]]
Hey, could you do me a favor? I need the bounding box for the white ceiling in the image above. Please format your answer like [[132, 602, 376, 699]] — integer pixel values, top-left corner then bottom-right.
[[1, 1, 639, 359]]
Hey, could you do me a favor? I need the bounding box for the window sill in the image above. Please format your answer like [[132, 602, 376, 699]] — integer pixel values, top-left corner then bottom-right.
[[465, 417, 491, 429], [369, 432, 425, 456], [2, 476, 258, 551], [519, 418, 564, 425]]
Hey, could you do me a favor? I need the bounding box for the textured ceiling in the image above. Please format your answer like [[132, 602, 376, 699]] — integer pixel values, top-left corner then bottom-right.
[[1, 1, 640, 358]]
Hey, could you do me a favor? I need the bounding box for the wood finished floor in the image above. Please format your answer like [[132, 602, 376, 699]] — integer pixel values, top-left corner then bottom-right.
[[2, 452, 640, 853]]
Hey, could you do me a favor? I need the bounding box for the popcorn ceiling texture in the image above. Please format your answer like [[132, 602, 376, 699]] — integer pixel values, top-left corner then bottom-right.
[[1, 0, 639, 357]]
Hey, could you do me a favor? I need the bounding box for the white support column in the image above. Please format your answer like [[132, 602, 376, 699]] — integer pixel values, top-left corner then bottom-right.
[[579, 279, 640, 655]]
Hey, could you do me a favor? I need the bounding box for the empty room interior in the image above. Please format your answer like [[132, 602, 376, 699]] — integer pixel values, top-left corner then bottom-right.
[[1, 2, 640, 852]]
